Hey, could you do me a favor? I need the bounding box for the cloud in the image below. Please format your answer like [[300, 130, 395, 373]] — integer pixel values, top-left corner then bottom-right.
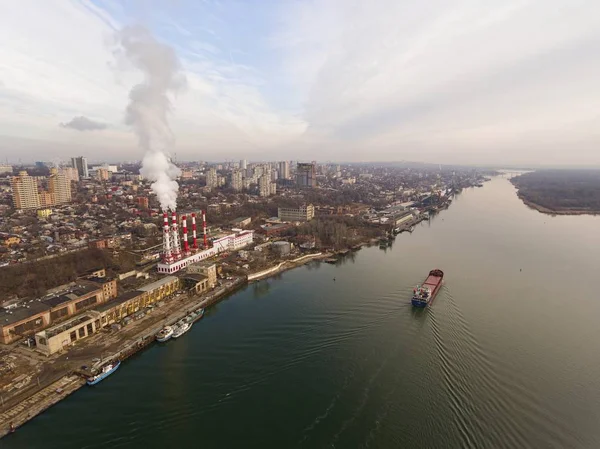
[[60, 116, 108, 131], [1, 0, 600, 165]]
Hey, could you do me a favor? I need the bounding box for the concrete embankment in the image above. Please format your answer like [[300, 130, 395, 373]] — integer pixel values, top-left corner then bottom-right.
[[0, 375, 85, 439], [248, 253, 326, 282]]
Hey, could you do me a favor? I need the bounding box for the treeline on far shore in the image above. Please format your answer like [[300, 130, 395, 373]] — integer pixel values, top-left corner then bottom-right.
[[511, 169, 600, 213]]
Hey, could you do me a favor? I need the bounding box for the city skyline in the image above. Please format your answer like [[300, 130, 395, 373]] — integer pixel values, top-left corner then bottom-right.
[[1, 1, 599, 166]]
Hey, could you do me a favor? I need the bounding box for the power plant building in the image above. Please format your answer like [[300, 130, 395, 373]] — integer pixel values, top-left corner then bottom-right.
[[157, 210, 254, 274]]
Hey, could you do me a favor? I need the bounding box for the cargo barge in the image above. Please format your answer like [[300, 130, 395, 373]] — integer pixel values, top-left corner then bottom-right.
[[411, 269, 444, 308]]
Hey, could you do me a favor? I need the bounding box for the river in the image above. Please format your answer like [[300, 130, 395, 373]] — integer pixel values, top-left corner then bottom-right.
[[4, 175, 600, 449]]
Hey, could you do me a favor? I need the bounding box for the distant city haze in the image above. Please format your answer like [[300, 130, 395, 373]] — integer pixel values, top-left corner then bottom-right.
[[0, 0, 599, 166]]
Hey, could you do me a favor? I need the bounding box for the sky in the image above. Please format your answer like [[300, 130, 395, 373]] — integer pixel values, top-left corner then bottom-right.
[[0, 0, 599, 166]]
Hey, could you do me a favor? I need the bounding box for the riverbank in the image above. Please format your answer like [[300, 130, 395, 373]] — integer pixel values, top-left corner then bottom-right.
[[516, 192, 600, 215], [247, 252, 329, 282]]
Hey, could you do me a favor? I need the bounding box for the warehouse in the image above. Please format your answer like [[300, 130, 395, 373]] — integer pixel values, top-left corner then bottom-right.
[[35, 312, 102, 356]]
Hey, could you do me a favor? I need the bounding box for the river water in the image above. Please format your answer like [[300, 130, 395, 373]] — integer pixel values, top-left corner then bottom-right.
[[4, 176, 600, 449]]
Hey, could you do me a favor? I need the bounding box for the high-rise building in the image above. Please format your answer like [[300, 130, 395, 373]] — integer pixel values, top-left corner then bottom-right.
[[96, 168, 110, 181], [296, 163, 316, 188], [71, 156, 89, 178], [11, 171, 41, 210], [230, 170, 243, 192], [206, 167, 218, 190], [278, 161, 290, 179], [240, 159, 247, 170], [259, 175, 271, 197], [62, 167, 79, 182], [270, 181, 277, 196], [48, 168, 72, 205]]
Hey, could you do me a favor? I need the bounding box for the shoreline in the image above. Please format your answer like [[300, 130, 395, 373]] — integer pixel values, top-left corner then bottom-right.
[[247, 252, 330, 282], [515, 192, 600, 216]]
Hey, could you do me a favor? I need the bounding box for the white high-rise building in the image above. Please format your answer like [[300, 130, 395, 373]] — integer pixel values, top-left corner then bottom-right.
[[240, 159, 247, 170], [206, 167, 218, 190], [258, 175, 271, 197], [231, 170, 243, 192]]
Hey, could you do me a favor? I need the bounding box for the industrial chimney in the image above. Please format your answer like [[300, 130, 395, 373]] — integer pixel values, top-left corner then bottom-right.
[[202, 210, 208, 248], [162, 213, 174, 263], [191, 213, 198, 249], [170, 211, 182, 260], [182, 215, 190, 255]]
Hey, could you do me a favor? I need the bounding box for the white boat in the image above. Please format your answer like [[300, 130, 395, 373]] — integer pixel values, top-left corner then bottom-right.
[[172, 321, 191, 339], [156, 326, 174, 343], [87, 361, 121, 386]]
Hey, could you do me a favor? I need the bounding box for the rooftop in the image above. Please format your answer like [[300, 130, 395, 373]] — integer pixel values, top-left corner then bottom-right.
[[41, 313, 98, 339], [93, 290, 144, 313], [137, 276, 178, 292], [0, 301, 51, 327], [183, 273, 208, 282], [41, 281, 101, 309]]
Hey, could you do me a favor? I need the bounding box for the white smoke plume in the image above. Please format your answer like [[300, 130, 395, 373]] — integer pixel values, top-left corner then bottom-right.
[[114, 25, 186, 211]]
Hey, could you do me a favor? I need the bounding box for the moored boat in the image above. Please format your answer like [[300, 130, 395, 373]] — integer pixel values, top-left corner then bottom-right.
[[411, 269, 444, 308], [87, 361, 121, 386], [185, 308, 205, 324], [156, 325, 174, 342], [172, 321, 191, 338]]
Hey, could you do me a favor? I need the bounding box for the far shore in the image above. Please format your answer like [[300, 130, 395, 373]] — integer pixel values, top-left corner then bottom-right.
[[515, 192, 600, 216]]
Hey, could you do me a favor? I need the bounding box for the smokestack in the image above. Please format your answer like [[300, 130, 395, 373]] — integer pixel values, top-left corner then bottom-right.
[[202, 210, 208, 248], [182, 215, 189, 254], [171, 211, 181, 260], [162, 213, 173, 263], [191, 213, 198, 249], [115, 26, 185, 213]]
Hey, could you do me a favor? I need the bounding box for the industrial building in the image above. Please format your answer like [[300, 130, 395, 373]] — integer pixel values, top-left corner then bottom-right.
[[32, 276, 182, 355], [0, 279, 117, 345], [278, 204, 315, 222], [156, 211, 253, 274], [186, 262, 217, 288], [35, 312, 102, 356]]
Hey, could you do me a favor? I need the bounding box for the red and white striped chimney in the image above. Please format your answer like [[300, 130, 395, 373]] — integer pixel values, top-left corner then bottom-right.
[[182, 215, 189, 254], [191, 213, 198, 249], [171, 211, 181, 260], [162, 213, 173, 263], [202, 210, 208, 248]]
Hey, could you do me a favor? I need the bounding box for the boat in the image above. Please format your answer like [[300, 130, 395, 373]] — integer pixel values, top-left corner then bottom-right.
[[155, 325, 174, 342], [411, 269, 444, 308], [185, 308, 205, 324], [172, 321, 191, 339], [87, 361, 121, 386]]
